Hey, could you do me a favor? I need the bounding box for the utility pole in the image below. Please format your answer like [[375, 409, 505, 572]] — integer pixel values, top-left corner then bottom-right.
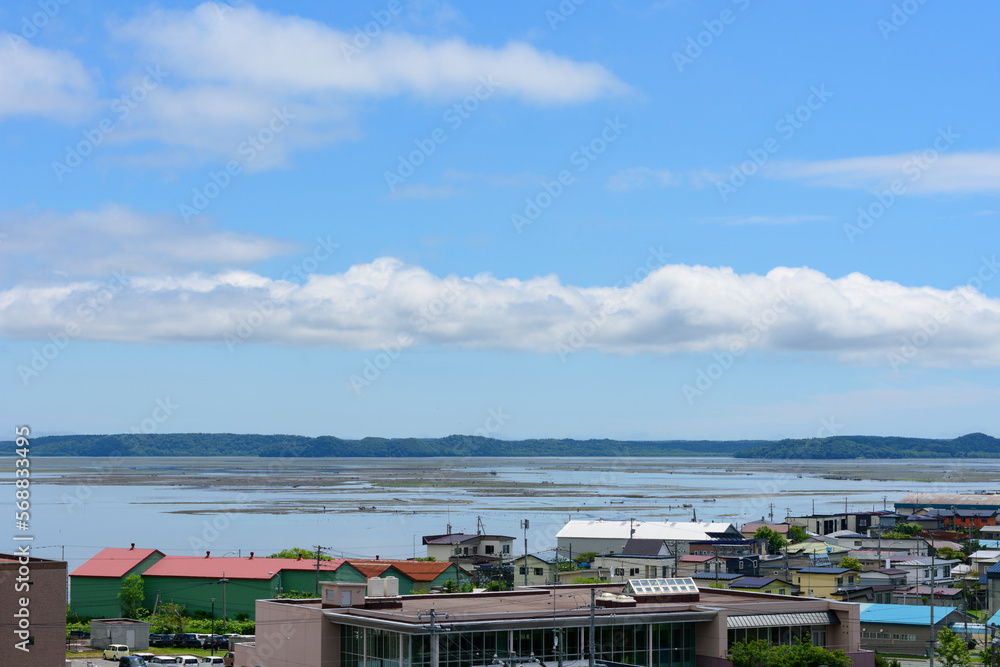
[[218, 573, 230, 622], [589, 588, 596, 667], [768, 503, 774, 523], [314, 544, 329, 596], [521, 520, 530, 587], [418, 610, 443, 667], [929, 543, 936, 667]]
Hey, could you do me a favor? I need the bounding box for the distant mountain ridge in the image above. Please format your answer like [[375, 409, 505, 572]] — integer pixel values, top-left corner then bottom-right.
[[2, 432, 998, 458]]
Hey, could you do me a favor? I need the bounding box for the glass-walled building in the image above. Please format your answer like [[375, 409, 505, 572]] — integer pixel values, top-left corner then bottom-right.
[[238, 580, 871, 667]]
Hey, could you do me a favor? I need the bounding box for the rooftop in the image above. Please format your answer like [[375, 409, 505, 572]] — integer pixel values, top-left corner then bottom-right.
[[422, 533, 514, 545], [859, 603, 958, 625], [731, 577, 791, 590], [794, 567, 852, 575], [142, 555, 353, 580], [70, 547, 163, 578], [556, 519, 738, 542]]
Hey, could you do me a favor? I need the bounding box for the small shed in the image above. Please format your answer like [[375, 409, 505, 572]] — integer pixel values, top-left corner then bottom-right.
[[90, 618, 150, 650]]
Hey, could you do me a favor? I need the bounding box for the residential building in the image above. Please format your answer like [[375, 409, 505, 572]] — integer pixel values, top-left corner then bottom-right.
[[848, 550, 910, 571], [986, 562, 1000, 614], [594, 538, 677, 583], [68, 545, 164, 618], [885, 556, 959, 586], [348, 559, 470, 594], [730, 577, 794, 596], [836, 586, 896, 604], [690, 572, 745, 588], [236, 580, 873, 667], [421, 533, 514, 563], [968, 550, 1000, 575], [785, 541, 850, 567], [859, 568, 909, 589], [859, 603, 966, 656], [675, 554, 727, 577], [0, 552, 66, 667], [794, 567, 858, 599], [787, 512, 880, 536], [740, 522, 790, 540], [511, 554, 559, 586], [897, 585, 964, 604], [555, 519, 741, 558]]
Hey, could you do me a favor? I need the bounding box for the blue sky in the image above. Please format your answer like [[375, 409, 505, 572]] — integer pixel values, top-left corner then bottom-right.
[[2, 0, 999, 441]]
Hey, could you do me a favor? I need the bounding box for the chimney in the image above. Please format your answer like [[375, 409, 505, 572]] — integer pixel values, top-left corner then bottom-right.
[[376, 555, 379, 560], [206, 551, 210, 558], [297, 554, 302, 561], [130, 543, 135, 551], [249, 552, 254, 560]]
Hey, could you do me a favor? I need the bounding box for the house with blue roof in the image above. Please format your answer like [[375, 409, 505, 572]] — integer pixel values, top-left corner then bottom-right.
[[858, 603, 966, 656]]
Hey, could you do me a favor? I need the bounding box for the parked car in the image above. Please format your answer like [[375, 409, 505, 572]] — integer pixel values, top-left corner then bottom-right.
[[119, 656, 148, 667], [172, 633, 203, 648], [200, 657, 225, 665], [132, 653, 155, 661], [203, 634, 228, 650], [223, 652, 234, 667], [103, 644, 130, 660], [149, 633, 173, 647], [176, 656, 201, 666], [147, 658, 182, 665]]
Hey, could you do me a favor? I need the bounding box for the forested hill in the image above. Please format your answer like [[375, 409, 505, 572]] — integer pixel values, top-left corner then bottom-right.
[[3, 432, 996, 458], [732, 432, 1000, 459], [2, 433, 762, 457]]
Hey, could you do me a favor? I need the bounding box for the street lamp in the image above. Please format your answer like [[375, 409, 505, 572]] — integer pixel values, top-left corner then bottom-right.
[[210, 597, 216, 656]]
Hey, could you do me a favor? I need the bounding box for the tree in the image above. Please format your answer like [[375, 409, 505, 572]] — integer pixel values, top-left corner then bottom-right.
[[156, 602, 185, 634], [874, 655, 902, 667], [896, 522, 923, 535], [788, 525, 809, 543], [839, 556, 863, 572], [962, 539, 982, 556], [118, 574, 145, 618], [937, 546, 963, 562], [441, 579, 457, 593], [574, 552, 599, 564], [754, 526, 789, 555], [570, 576, 608, 584], [268, 547, 332, 560], [936, 628, 972, 667], [979, 643, 999, 667], [730, 638, 852, 667], [413, 556, 436, 561]]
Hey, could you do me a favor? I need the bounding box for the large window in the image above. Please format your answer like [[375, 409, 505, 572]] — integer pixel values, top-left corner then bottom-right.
[[727, 625, 826, 651]]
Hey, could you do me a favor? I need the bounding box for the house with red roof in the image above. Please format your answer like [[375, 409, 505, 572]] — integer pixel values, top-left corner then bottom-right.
[[69, 544, 164, 619]]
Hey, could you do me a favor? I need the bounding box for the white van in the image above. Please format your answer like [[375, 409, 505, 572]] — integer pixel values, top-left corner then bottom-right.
[[201, 658, 226, 665], [177, 656, 201, 666], [103, 644, 130, 660]]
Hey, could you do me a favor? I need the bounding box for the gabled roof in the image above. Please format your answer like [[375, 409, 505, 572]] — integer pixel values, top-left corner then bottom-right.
[[905, 585, 962, 596], [859, 603, 958, 625], [691, 572, 743, 581], [348, 559, 455, 582], [556, 519, 738, 542], [621, 539, 670, 557], [70, 548, 164, 578], [732, 577, 791, 589], [870, 568, 909, 576], [422, 533, 514, 545], [680, 554, 718, 563], [143, 555, 353, 580]]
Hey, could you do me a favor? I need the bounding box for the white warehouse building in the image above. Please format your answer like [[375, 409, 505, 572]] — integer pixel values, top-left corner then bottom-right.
[[555, 519, 743, 558]]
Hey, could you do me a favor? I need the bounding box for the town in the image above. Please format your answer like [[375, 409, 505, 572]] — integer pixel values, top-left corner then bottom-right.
[[8, 492, 1000, 666]]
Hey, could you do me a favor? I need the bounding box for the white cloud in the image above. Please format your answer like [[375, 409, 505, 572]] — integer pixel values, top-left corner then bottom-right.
[[3, 256, 1000, 368], [101, 2, 627, 166], [768, 151, 1000, 195], [0, 205, 297, 282], [0, 35, 98, 121], [605, 167, 679, 192]]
